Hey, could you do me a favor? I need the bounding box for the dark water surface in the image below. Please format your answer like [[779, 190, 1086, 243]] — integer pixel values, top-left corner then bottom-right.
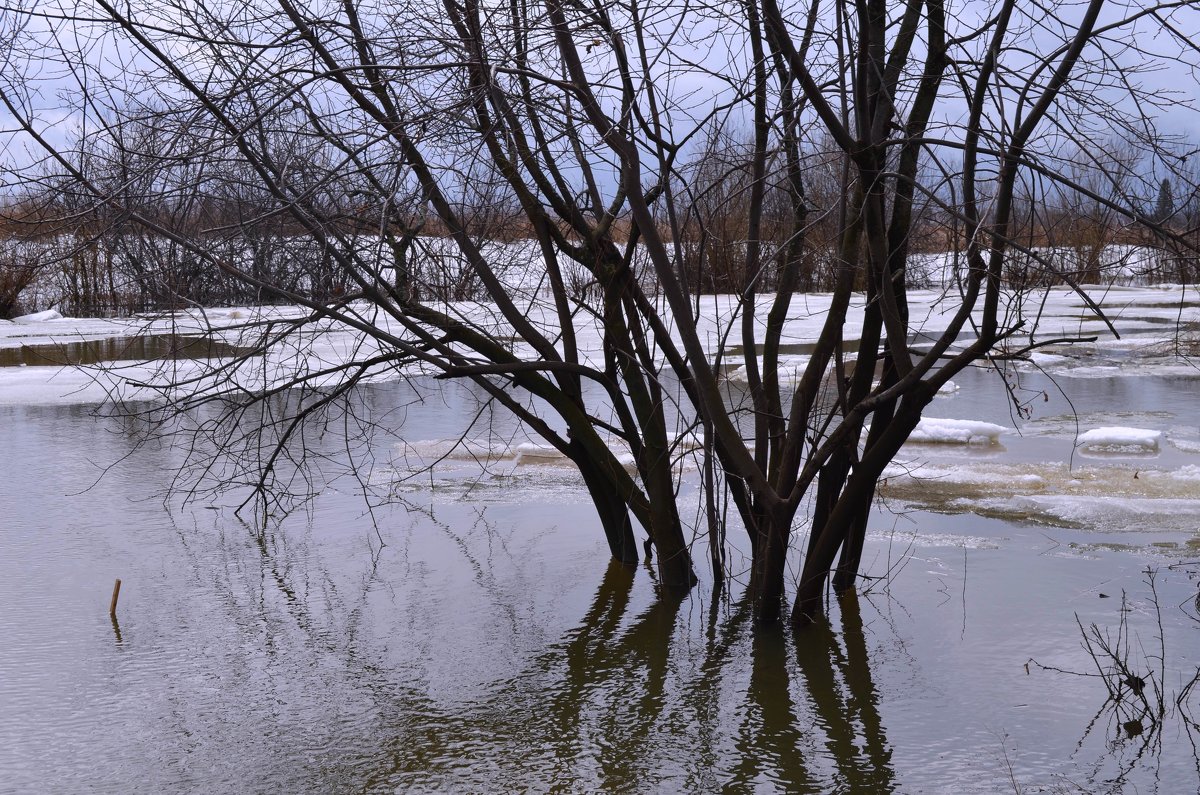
[[2, 379, 1200, 793], [0, 335, 256, 368]]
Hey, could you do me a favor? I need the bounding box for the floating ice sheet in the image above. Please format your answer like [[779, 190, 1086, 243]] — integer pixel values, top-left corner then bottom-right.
[[1077, 426, 1161, 453], [881, 458, 1200, 533], [907, 417, 1007, 446]]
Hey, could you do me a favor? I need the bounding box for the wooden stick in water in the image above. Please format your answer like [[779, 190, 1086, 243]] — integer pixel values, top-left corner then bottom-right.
[[109, 579, 121, 619]]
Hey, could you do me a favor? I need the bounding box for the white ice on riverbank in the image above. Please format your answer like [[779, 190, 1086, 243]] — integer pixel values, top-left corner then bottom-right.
[[11, 309, 64, 323], [4, 252, 1200, 553], [3, 284, 1199, 405]]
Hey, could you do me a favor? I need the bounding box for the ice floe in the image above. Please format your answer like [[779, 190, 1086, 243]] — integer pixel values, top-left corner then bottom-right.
[[962, 495, 1200, 531], [394, 435, 672, 479], [398, 438, 514, 463], [513, 442, 568, 464], [879, 458, 1200, 534], [1077, 426, 1161, 453], [906, 417, 1007, 446], [1169, 438, 1200, 454], [725, 355, 811, 385]]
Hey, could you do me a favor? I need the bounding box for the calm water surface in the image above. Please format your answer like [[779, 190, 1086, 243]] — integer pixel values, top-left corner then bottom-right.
[[0, 334, 257, 368], [2, 375, 1200, 793]]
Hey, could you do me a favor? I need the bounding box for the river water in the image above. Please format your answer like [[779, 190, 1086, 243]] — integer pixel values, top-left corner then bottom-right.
[[3, 365, 1200, 793]]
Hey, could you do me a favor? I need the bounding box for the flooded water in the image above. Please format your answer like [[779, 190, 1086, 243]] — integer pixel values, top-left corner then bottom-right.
[[0, 335, 257, 368], [3, 372, 1200, 792]]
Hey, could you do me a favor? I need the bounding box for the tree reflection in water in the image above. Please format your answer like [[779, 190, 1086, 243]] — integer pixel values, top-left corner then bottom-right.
[[371, 560, 896, 792], [735, 592, 895, 793]]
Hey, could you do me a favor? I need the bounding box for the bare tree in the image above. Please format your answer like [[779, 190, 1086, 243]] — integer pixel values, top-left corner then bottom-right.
[[2, 0, 1199, 626]]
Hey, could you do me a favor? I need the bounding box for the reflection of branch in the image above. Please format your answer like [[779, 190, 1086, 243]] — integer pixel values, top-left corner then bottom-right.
[[988, 335, 1099, 360], [790, 595, 895, 791], [526, 560, 689, 789], [1027, 568, 1200, 788], [837, 593, 894, 782], [731, 618, 817, 791], [435, 360, 609, 381]]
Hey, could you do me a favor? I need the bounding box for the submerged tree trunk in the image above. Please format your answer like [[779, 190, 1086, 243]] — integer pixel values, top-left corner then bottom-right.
[[793, 394, 929, 625], [832, 368, 899, 593], [575, 457, 639, 566], [746, 502, 800, 623]]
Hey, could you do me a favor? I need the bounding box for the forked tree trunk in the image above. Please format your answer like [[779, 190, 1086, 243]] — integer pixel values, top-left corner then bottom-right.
[[792, 396, 928, 625], [748, 504, 796, 623], [833, 365, 900, 592]]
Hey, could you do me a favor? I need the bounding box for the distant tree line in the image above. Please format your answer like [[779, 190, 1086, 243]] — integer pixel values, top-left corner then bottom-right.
[[3, 131, 1198, 320]]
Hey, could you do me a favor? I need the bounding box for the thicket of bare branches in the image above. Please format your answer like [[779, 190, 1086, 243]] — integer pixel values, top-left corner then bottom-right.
[[2, 0, 1200, 625]]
